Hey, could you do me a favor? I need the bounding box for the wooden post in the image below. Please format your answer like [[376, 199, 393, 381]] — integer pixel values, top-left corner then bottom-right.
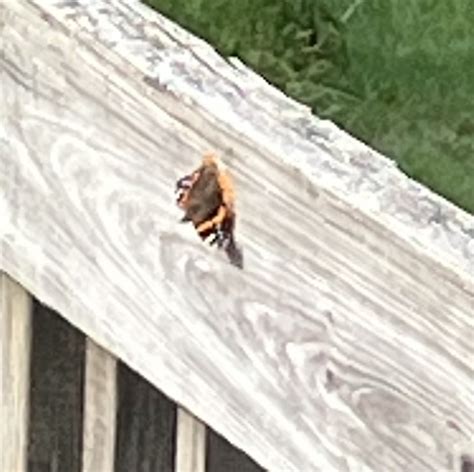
[[81, 338, 117, 472], [175, 408, 206, 472], [0, 273, 32, 472]]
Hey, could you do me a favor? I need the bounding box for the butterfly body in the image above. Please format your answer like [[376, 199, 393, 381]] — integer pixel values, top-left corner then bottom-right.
[[175, 153, 243, 267]]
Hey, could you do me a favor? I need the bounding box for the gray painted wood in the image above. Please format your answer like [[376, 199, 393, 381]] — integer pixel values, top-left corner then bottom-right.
[[0, 273, 32, 472], [175, 408, 206, 472], [115, 363, 176, 472], [1, 0, 473, 470], [82, 338, 117, 472], [27, 301, 85, 472]]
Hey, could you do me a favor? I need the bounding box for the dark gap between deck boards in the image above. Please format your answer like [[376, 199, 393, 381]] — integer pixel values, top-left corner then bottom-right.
[[206, 427, 265, 472], [114, 362, 177, 472], [27, 299, 85, 472], [25, 297, 268, 472]]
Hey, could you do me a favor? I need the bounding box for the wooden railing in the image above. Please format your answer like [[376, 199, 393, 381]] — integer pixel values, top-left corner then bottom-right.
[[1, 0, 473, 471], [1, 273, 263, 472]]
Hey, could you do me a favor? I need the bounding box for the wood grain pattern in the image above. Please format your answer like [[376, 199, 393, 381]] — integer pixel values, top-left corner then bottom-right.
[[82, 338, 117, 472], [175, 408, 206, 472], [0, 273, 32, 472], [0, 1, 473, 471]]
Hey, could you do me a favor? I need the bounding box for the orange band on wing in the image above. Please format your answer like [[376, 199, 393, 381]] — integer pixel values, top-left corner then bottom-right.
[[196, 205, 227, 234], [217, 171, 235, 210], [202, 152, 218, 167], [200, 152, 235, 211]]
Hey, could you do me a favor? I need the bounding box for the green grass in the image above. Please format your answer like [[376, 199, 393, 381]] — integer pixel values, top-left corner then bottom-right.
[[145, 0, 474, 213]]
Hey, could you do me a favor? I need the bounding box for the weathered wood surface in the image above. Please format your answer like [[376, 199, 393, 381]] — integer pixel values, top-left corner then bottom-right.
[[0, 0, 473, 471], [82, 338, 117, 472], [0, 273, 32, 472], [175, 408, 206, 472]]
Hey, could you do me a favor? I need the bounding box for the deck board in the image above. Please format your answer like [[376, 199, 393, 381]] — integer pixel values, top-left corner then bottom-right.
[[0, 274, 32, 472]]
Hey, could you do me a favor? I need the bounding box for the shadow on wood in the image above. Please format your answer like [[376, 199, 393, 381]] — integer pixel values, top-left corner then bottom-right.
[[115, 363, 176, 472], [27, 300, 85, 472]]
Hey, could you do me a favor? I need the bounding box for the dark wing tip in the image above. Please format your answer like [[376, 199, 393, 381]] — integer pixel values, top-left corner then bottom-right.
[[225, 240, 244, 269]]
